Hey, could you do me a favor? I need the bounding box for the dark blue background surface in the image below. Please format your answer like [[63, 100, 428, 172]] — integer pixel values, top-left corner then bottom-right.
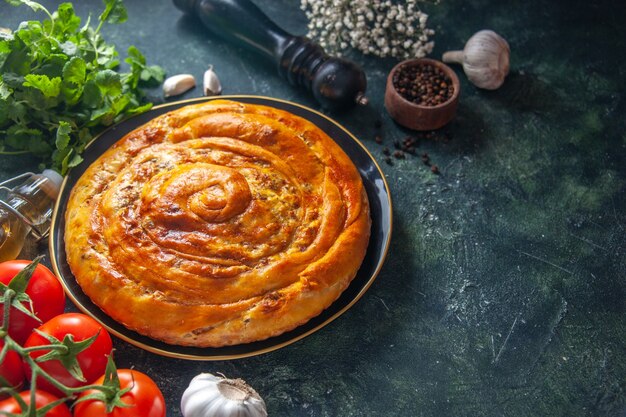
[[2, 1, 625, 416]]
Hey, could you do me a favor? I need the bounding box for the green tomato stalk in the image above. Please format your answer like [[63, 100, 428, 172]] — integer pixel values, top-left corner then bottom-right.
[[0, 257, 128, 415]]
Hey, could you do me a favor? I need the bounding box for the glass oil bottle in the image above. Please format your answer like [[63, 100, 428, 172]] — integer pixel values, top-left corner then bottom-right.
[[0, 170, 62, 262]]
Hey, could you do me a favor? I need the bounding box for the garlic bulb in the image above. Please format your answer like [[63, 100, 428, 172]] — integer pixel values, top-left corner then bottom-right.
[[442, 30, 510, 90], [163, 74, 196, 97], [203, 65, 222, 96], [181, 373, 267, 417]]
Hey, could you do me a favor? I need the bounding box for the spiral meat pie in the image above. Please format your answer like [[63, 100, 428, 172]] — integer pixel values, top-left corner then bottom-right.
[[64, 100, 371, 347]]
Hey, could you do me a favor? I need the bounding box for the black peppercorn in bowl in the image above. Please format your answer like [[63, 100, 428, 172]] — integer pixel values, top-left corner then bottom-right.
[[384, 58, 460, 131]]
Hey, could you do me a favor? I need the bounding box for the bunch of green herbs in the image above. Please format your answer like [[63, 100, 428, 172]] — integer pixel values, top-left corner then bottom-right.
[[0, 0, 165, 175]]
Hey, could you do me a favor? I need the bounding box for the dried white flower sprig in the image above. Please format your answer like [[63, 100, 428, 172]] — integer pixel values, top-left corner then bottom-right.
[[301, 0, 439, 60]]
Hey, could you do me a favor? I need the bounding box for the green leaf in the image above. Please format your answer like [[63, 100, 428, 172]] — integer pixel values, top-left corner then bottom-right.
[[61, 56, 86, 104], [81, 79, 102, 108], [125, 45, 145, 65], [96, 43, 118, 68], [2, 73, 25, 89], [141, 65, 165, 83], [37, 53, 69, 79], [2, 45, 31, 75], [14, 84, 60, 111], [94, 69, 121, 97], [5, 125, 42, 150], [99, 0, 128, 25], [0, 39, 11, 69], [67, 153, 83, 168], [55, 121, 71, 150], [15, 20, 51, 57], [52, 146, 71, 172], [79, 13, 92, 33], [23, 74, 62, 98], [89, 104, 114, 126], [110, 93, 130, 115], [6, 101, 27, 124], [59, 148, 82, 175], [75, 28, 97, 64], [0, 99, 8, 126], [59, 40, 77, 56], [123, 46, 164, 90], [27, 135, 53, 156], [79, 28, 119, 69], [74, 127, 92, 153], [53, 2, 82, 36], [4, 125, 52, 157], [0, 77, 12, 100], [125, 101, 152, 116]]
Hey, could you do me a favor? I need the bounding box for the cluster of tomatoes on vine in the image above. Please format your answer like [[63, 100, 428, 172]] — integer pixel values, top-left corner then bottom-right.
[[0, 258, 166, 417]]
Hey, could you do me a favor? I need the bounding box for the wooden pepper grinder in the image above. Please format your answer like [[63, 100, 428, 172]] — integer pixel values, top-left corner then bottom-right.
[[173, 0, 368, 110]]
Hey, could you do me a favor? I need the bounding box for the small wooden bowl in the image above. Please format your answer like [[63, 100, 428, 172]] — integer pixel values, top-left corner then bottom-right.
[[384, 58, 460, 131]]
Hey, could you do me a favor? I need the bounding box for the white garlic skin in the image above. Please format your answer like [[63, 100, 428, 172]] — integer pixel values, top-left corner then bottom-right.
[[203, 65, 222, 96], [443, 30, 510, 90], [163, 74, 196, 97], [181, 373, 268, 417]]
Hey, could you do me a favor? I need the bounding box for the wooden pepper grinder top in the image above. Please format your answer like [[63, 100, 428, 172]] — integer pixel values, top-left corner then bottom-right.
[[174, 0, 368, 111]]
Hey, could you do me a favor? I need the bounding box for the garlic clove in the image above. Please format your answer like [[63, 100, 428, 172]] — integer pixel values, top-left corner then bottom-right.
[[442, 29, 510, 90], [203, 65, 222, 96], [163, 74, 196, 98]]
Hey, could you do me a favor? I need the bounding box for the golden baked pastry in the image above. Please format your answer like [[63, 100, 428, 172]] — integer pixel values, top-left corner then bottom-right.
[[64, 99, 371, 347]]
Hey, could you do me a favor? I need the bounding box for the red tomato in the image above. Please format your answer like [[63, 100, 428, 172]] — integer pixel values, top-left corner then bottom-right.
[[23, 313, 113, 397], [0, 339, 24, 392], [0, 260, 66, 344], [74, 369, 166, 417], [0, 390, 71, 417]]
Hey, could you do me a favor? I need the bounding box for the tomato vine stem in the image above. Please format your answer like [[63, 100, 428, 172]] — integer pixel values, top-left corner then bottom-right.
[[0, 259, 118, 414]]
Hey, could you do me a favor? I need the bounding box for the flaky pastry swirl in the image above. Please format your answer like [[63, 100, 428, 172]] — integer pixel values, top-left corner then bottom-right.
[[65, 100, 371, 347]]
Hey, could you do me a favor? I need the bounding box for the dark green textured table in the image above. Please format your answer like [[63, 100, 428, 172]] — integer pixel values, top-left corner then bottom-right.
[[2, 1, 625, 416]]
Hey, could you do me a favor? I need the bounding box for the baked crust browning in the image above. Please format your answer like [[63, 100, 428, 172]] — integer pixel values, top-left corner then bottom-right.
[[64, 100, 371, 347]]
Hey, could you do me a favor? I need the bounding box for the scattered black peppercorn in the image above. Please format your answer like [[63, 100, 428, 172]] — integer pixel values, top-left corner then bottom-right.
[[403, 136, 418, 148], [374, 126, 450, 175]]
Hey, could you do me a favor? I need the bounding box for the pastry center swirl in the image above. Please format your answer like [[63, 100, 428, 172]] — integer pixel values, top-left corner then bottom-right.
[[145, 163, 252, 224]]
